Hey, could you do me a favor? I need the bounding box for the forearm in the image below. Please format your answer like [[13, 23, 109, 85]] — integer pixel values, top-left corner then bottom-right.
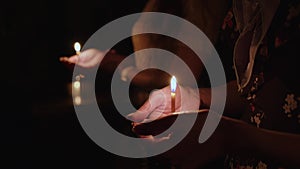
[[250, 127, 300, 168], [199, 80, 248, 118], [226, 118, 300, 168]]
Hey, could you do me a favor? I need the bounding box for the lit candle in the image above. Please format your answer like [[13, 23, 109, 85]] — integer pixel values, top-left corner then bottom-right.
[[170, 76, 177, 112], [73, 74, 82, 105], [74, 42, 81, 55], [74, 96, 82, 105]]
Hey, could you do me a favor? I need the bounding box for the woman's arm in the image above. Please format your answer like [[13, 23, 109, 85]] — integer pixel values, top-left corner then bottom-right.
[[146, 112, 300, 169], [226, 116, 300, 168], [199, 80, 248, 118]]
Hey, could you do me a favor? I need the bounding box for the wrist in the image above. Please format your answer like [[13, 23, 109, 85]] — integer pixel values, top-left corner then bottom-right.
[[199, 88, 211, 109], [179, 86, 200, 111]]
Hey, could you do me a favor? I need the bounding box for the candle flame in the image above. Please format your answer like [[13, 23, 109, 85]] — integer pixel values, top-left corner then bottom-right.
[[170, 76, 177, 93], [73, 81, 80, 89], [74, 42, 81, 54], [74, 96, 82, 105]]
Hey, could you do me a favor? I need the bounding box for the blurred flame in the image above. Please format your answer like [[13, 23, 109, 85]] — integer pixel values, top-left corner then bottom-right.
[[73, 81, 80, 89], [74, 42, 81, 54], [74, 96, 82, 105], [170, 76, 177, 93]]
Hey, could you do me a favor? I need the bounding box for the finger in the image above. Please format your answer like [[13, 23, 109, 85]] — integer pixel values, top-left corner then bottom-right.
[[140, 133, 172, 143], [136, 99, 152, 114], [135, 90, 167, 120], [127, 94, 161, 123], [140, 90, 166, 114], [59, 55, 78, 64], [67, 55, 79, 63], [127, 100, 152, 122], [59, 57, 69, 62], [132, 122, 141, 127]]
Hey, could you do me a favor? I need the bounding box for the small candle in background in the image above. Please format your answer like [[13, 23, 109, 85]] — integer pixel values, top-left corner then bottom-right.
[[170, 76, 177, 112], [73, 75, 81, 95], [73, 42, 82, 105], [73, 74, 84, 105], [74, 42, 81, 55]]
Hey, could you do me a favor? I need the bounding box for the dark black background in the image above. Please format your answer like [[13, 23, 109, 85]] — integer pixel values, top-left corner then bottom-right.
[[1, 1, 153, 169]]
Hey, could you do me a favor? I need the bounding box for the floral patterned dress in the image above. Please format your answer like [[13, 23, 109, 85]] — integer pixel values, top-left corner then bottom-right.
[[217, 1, 300, 169]]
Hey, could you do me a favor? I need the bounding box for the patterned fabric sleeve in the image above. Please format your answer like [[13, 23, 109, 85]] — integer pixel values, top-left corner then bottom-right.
[[223, 1, 300, 169]]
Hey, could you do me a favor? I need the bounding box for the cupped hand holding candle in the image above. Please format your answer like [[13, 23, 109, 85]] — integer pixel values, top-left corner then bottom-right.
[[60, 42, 109, 68], [127, 80, 200, 124]]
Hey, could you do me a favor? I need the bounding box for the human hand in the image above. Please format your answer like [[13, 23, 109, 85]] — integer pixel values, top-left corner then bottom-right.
[[132, 110, 228, 169], [127, 85, 200, 124], [60, 48, 113, 68]]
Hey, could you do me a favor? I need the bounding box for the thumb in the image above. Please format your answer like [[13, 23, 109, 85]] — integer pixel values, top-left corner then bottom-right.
[[127, 89, 167, 123], [67, 55, 79, 63]]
